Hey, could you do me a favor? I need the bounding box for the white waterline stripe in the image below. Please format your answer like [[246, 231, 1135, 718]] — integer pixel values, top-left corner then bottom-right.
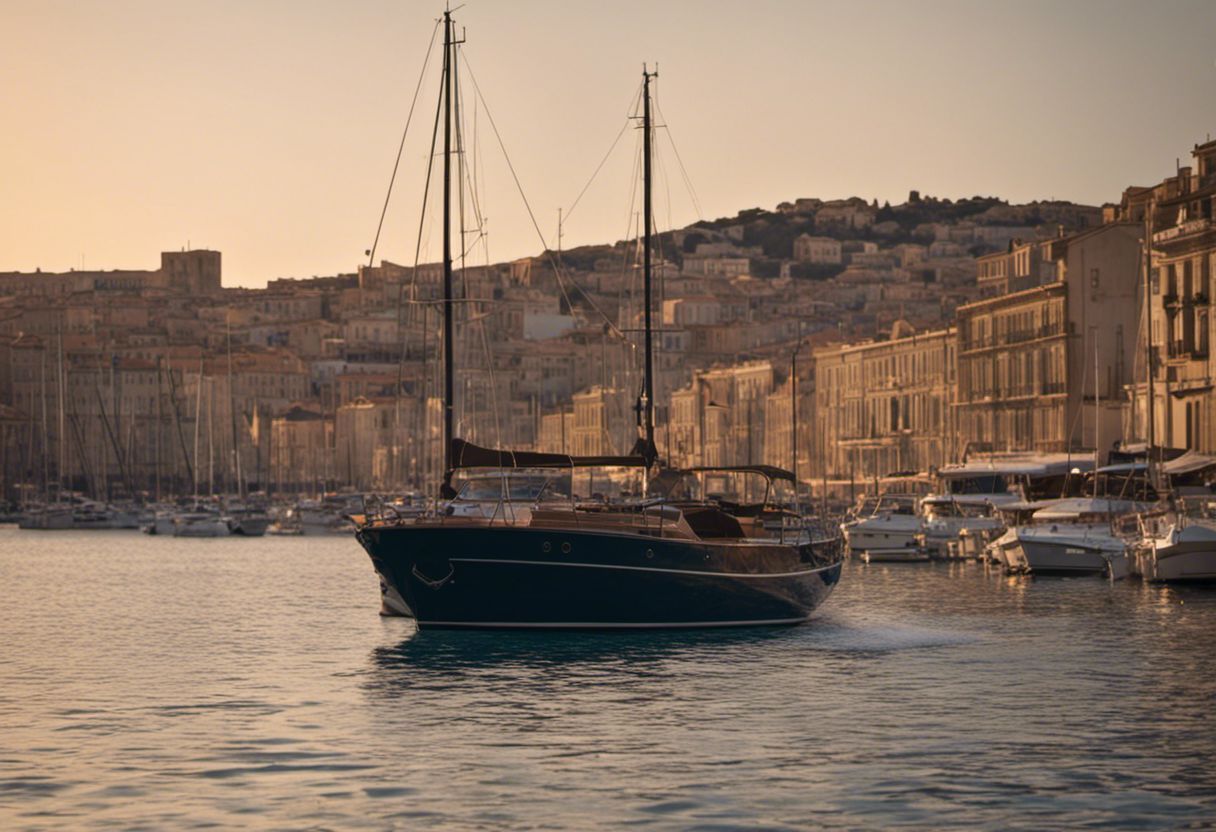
[[418, 617, 811, 629], [447, 557, 834, 579]]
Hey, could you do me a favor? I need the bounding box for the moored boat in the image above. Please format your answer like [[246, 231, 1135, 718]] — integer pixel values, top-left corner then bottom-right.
[[841, 494, 924, 557], [172, 510, 231, 538], [1004, 498, 1145, 579], [17, 503, 74, 530], [1136, 508, 1216, 583]]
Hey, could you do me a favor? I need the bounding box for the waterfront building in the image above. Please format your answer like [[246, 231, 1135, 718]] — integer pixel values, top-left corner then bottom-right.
[[665, 361, 774, 470], [269, 404, 333, 494], [335, 396, 396, 491], [1118, 140, 1216, 453], [570, 386, 631, 457], [813, 323, 956, 481], [955, 223, 1142, 456], [0, 403, 32, 502]]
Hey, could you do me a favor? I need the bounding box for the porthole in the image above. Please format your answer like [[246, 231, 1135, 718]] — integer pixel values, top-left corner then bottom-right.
[[645, 548, 654, 559], [561, 542, 571, 554], [542, 541, 551, 553]]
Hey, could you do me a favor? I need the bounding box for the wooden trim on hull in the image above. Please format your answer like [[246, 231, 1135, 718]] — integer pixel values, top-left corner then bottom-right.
[[449, 557, 837, 579]]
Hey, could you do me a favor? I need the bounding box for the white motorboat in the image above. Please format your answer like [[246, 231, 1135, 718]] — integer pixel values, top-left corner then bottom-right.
[[985, 499, 1061, 568], [1004, 498, 1147, 579], [861, 547, 931, 564], [1137, 514, 1216, 583], [226, 507, 270, 537], [141, 510, 177, 536], [1009, 524, 1131, 579], [172, 511, 232, 538], [290, 497, 358, 535], [17, 504, 74, 530], [920, 494, 1006, 559], [841, 493, 923, 556], [921, 455, 1092, 558]]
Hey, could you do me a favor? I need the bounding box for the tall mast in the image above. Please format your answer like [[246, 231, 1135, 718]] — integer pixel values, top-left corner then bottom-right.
[[1143, 202, 1156, 489], [57, 328, 66, 497], [226, 311, 244, 500], [441, 9, 456, 476], [640, 66, 657, 460]]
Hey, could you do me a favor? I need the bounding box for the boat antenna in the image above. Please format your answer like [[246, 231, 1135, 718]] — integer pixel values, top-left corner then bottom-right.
[[632, 64, 659, 467]]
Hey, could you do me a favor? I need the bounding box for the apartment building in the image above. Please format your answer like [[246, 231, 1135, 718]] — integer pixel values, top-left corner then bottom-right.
[[956, 223, 1141, 456], [1133, 139, 1216, 452], [813, 324, 956, 480]]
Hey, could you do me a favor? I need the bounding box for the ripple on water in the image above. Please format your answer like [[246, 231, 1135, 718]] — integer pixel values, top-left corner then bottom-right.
[[2, 534, 1216, 830]]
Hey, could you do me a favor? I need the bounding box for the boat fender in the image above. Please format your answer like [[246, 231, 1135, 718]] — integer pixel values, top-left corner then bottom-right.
[[412, 562, 455, 590]]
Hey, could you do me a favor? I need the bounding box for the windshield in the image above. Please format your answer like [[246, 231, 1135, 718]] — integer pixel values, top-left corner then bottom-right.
[[876, 495, 917, 515], [456, 474, 570, 502], [945, 474, 1009, 495], [925, 499, 992, 518]]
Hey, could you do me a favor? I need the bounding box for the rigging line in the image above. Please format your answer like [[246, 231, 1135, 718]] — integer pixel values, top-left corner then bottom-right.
[[614, 129, 645, 411], [452, 43, 504, 455], [458, 50, 624, 341], [654, 130, 675, 243], [397, 15, 448, 489], [617, 128, 644, 312], [455, 37, 472, 440], [455, 77, 491, 250], [368, 17, 443, 268], [563, 83, 642, 224], [653, 93, 703, 221]]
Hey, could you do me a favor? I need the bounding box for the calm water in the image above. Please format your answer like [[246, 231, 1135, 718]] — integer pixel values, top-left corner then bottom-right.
[[1, 529, 1214, 830]]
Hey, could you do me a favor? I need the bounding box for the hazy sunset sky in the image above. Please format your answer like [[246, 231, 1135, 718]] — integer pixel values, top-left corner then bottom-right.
[[3, 0, 1214, 287]]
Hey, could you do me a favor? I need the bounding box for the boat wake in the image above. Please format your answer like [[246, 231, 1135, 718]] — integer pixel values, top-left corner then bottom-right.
[[802, 613, 979, 653]]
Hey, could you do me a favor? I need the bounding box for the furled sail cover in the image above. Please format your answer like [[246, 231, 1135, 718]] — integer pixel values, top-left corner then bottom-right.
[[449, 438, 650, 471]]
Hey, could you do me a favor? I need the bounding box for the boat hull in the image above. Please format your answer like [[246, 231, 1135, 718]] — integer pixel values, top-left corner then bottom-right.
[[173, 518, 231, 538], [1009, 536, 1126, 578], [229, 516, 270, 537], [1144, 545, 1216, 582], [1139, 524, 1216, 582], [842, 519, 922, 555], [357, 524, 843, 629], [861, 547, 931, 563], [18, 510, 74, 530]]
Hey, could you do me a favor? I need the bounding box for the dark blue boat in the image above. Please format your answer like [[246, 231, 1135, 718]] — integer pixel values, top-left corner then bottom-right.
[[353, 29, 843, 628], [357, 470, 843, 629]]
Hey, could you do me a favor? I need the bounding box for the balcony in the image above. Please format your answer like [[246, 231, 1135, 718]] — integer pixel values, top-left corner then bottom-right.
[[960, 323, 1065, 352], [1166, 340, 1205, 361], [1153, 217, 1213, 245]]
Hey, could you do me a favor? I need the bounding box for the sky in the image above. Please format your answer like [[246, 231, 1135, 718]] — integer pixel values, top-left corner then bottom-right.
[[2, 0, 1214, 287]]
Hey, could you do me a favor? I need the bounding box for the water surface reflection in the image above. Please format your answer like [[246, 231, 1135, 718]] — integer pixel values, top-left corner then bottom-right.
[[3, 532, 1216, 830]]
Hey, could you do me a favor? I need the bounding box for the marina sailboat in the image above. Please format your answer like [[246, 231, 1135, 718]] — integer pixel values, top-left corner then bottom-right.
[[354, 11, 843, 629]]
